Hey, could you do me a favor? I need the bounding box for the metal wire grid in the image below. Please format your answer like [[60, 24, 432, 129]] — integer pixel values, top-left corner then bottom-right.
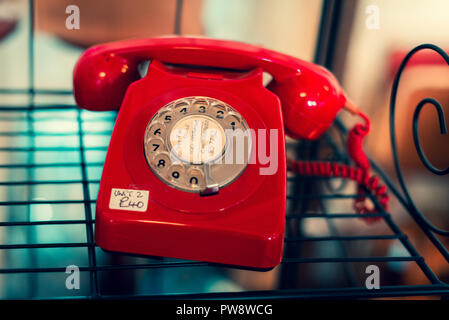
[[0, 0, 448, 299]]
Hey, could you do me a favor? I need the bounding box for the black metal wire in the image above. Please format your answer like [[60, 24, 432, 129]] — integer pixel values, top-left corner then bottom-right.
[[25, 0, 37, 298], [76, 108, 99, 297], [413, 98, 448, 176], [390, 44, 449, 237], [174, 0, 184, 35]]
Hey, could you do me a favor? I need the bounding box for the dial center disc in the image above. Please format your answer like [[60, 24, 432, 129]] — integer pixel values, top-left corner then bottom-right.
[[169, 115, 226, 164]]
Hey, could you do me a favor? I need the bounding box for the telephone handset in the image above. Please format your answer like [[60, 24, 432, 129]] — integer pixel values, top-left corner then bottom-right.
[[74, 36, 347, 140], [74, 37, 384, 269]]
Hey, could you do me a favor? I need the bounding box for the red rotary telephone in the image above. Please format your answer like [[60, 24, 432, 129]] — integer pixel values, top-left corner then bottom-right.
[[73, 36, 387, 269]]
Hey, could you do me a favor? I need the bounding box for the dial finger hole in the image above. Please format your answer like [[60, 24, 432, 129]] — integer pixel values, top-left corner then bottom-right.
[[152, 153, 171, 173], [147, 122, 165, 138], [193, 100, 208, 114], [223, 114, 243, 131], [145, 137, 165, 154], [174, 101, 191, 115], [210, 104, 227, 120], [186, 168, 205, 188], [159, 110, 174, 124], [167, 164, 185, 183]]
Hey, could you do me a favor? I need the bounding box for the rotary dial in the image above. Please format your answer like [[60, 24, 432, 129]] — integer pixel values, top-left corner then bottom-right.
[[144, 97, 251, 195]]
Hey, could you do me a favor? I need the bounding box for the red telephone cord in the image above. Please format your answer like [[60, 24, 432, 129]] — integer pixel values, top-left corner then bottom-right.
[[286, 110, 389, 223]]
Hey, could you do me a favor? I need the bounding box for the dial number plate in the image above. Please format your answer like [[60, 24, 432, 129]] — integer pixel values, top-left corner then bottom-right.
[[144, 97, 251, 194]]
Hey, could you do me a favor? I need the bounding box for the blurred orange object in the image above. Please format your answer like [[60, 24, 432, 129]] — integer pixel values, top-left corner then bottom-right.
[[369, 67, 449, 173], [36, 0, 203, 48]]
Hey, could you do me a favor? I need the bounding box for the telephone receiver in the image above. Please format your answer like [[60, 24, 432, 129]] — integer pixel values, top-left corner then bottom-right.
[[74, 36, 347, 140]]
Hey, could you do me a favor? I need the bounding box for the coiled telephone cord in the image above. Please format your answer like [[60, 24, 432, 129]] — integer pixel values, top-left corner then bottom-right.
[[286, 109, 389, 223]]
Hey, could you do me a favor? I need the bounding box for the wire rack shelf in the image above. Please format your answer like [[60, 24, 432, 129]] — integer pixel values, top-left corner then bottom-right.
[[0, 0, 447, 299]]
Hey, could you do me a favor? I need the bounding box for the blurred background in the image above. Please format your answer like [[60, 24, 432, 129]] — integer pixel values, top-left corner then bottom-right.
[[0, 0, 448, 299]]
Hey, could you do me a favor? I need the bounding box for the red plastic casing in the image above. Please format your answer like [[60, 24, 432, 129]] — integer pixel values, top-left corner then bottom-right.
[[94, 62, 286, 269], [73, 37, 348, 269]]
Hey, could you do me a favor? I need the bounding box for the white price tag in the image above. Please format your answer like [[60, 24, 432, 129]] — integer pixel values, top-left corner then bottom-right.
[[109, 188, 149, 212]]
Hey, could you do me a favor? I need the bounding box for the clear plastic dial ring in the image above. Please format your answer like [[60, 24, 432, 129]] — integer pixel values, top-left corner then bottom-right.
[[144, 97, 251, 195]]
